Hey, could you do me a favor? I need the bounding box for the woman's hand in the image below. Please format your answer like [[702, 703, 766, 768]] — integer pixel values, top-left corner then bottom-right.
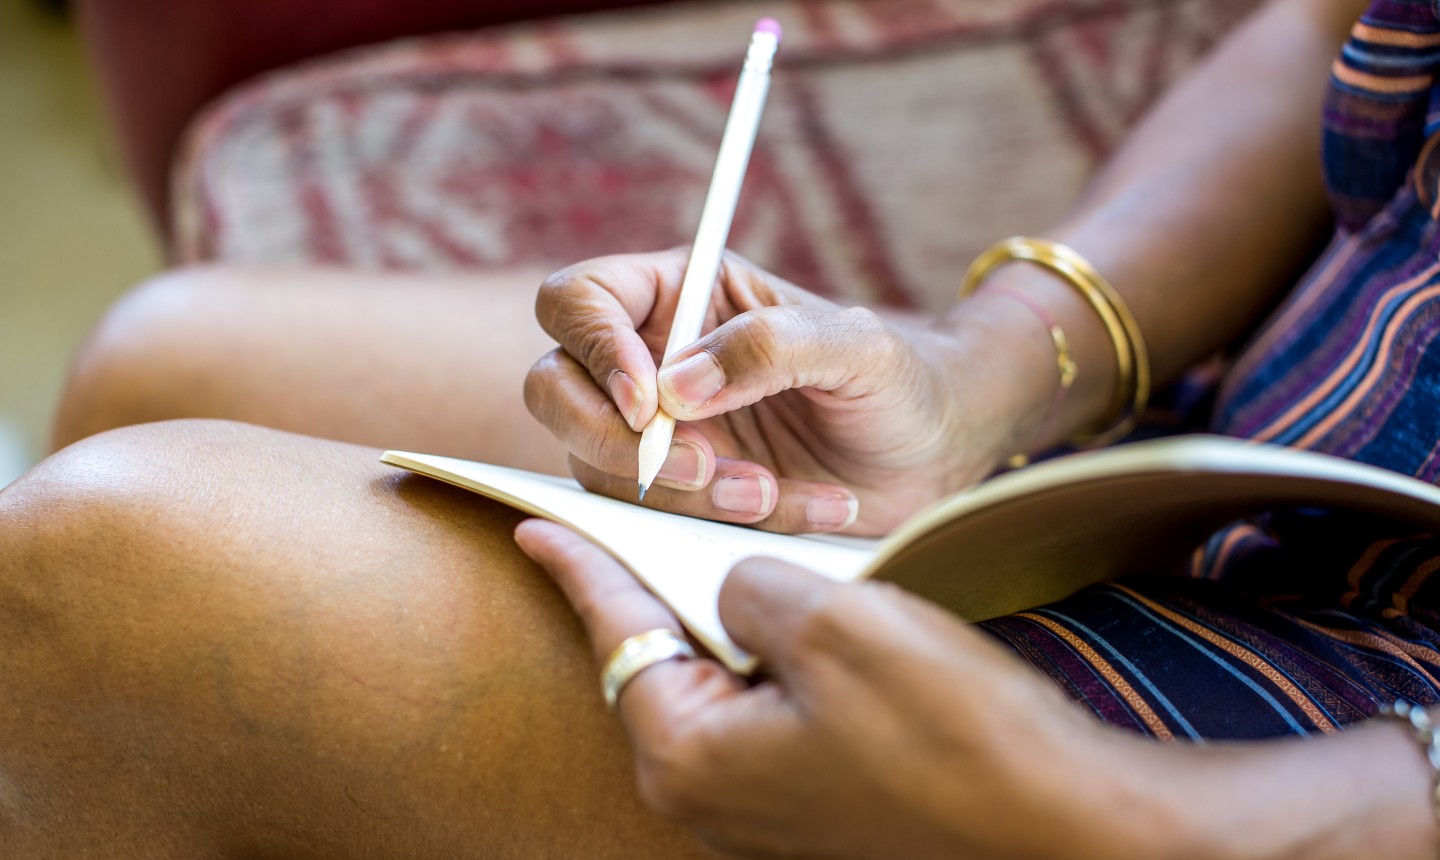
[[514, 518, 1182, 860], [525, 250, 1047, 534], [518, 519, 1440, 860]]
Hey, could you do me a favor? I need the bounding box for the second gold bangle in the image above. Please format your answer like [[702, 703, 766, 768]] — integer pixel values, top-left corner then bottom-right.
[[959, 237, 1150, 448]]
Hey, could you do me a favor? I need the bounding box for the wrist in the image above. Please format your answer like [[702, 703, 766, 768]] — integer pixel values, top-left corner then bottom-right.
[[908, 692, 1193, 860], [1027, 724, 1198, 860], [938, 253, 1124, 462], [1135, 723, 1438, 860], [932, 290, 1064, 471]]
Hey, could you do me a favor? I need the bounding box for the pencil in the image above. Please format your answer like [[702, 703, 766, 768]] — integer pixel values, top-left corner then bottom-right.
[[637, 17, 782, 500]]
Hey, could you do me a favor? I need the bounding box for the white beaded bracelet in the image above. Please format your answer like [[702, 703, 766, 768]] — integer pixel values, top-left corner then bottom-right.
[[1378, 700, 1440, 821]]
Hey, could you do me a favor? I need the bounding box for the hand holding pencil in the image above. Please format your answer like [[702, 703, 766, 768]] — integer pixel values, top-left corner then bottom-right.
[[527, 238, 1026, 534], [526, 21, 1037, 535]]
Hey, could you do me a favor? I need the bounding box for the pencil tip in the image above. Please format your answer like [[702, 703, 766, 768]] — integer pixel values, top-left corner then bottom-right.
[[637, 482, 648, 502]]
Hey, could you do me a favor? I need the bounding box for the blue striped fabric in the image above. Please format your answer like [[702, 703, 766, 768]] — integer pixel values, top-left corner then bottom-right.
[[978, 0, 1440, 739]]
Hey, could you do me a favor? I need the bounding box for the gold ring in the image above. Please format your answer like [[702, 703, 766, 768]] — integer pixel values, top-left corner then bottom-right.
[[600, 629, 697, 711]]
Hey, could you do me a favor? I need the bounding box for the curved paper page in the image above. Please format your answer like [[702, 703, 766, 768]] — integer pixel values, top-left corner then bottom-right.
[[381, 452, 875, 673]]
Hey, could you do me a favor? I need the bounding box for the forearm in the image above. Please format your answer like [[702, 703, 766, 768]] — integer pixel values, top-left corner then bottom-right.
[[942, 0, 1366, 450], [1153, 721, 1438, 860], [979, 718, 1439, 860]]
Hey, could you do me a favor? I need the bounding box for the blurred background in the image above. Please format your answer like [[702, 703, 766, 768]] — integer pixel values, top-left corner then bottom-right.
[[0, 0, 1241, 490], [0, 0, 159, 487]]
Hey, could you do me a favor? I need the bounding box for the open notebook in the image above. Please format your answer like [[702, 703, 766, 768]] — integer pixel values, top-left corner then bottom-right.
[[382, 436, 1440, 673]]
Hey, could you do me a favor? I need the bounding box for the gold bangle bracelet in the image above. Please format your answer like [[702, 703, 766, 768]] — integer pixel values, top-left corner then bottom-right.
[[959, 237, 1150, 448]]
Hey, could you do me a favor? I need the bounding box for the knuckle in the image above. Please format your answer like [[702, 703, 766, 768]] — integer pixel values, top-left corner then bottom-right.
[[536, 272, 618, 374], [590, 417, 635, 472], [845, 306, 907, 369], [840, 304, 887, 337], [521, 350, 565, 424], [854, 580, 922, 627], [790, 583, 871, 661], [717, 250, 757, 287], [839, 305, 890, 347], [568, 314, 620, 379], [534, 266, 584, 331], [728, 306, 797, 370], [861, 579, 909, 603], [719, 250, 794, 308]]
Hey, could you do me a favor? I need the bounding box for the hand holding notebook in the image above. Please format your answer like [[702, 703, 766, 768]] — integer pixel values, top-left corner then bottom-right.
[[511, 514, 1117, 860]]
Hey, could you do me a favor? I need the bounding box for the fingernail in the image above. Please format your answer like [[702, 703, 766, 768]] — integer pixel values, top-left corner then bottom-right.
[[659, 353, 723, 412], [712, 475, 773, 515], [806, 494, 859, 529], [607, 370, 641, 430], [657, 440, 706, 488]]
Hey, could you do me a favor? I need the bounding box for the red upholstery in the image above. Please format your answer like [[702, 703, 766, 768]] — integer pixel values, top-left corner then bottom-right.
[[173, 0, 1260, 312], [75, 0, 679, 239]]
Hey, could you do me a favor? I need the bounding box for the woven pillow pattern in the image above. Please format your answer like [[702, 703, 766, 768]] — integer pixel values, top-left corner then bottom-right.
[[173, 0, 1257, 311]]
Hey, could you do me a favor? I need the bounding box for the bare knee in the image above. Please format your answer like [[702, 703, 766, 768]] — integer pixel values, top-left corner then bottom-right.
[[0, 420, 258, 855], [0, 420, 700, 857], [0, 420, 509, 854], [51, 265, 258, 450], [0, 421, 429, 845]]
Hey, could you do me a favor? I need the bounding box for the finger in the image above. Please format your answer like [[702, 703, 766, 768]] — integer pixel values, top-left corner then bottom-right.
[[715, 557, 876, 680], [513, 518, 679, 660], [760, 476, 860, 533], [723, 557, 1032, 695], [656, 304, 901, 421], [572, 455, 776, 523], [513, 519, 743, 716], [572, 456, 859, 533], [535, 252, 689, 430], [525, 348, 718, 490], [712, 250, 840, 316]]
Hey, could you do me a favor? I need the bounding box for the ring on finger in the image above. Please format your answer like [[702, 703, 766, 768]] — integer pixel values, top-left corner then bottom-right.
[[601, 628, 697, 711]]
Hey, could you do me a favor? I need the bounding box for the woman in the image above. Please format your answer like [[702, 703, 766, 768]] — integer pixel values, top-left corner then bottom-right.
[[3, 0, 1434, 855]]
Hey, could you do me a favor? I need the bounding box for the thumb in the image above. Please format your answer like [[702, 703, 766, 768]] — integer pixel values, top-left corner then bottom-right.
[[716, 556, 868, 680], [656, 305, 898, 419]]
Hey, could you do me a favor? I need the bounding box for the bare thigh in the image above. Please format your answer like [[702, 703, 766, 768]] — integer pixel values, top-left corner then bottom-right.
[[53, 266, 569, 474], [0, 420, 700, 859]]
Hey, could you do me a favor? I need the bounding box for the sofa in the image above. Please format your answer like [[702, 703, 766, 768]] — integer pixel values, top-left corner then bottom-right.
[[80, 0, 1259, 312]]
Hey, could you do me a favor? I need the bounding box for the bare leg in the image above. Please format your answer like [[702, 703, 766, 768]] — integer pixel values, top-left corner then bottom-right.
[[52, 266, 569, 474], [0, 420, 701, 858]]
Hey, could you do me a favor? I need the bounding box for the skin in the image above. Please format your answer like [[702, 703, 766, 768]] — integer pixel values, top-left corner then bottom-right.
[[526, 250, 1006, 533], [50, 265, 571, 476], [1, 420, 1433, 859], [56, 0, 1362, 530], [8, 0, 1434, 855], [518, 518, 1439, 860], [526, 0, 1366, 531], [0, 420, 704, 858]]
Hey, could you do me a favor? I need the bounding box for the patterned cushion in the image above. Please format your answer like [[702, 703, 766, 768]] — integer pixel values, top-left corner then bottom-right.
[[173, 0, 1258, 310]]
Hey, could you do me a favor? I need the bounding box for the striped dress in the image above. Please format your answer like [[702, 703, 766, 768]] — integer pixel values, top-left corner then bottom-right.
[[979, 0, 1440, 740]]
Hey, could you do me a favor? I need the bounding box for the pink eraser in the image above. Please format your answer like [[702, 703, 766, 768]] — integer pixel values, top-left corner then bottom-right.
[[754, 17, 783, 41]]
